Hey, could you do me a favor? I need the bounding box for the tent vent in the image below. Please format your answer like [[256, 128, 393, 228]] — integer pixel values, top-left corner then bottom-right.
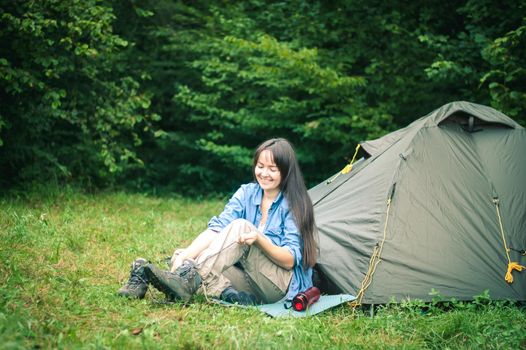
[[440, 112, 509, 132], [464, 116, 482, 133]]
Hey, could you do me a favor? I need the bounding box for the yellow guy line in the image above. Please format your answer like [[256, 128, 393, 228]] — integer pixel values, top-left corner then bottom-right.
[[326, 144, 361, 184], [351, 193, 392, 309], [493, 198, 525, 283]]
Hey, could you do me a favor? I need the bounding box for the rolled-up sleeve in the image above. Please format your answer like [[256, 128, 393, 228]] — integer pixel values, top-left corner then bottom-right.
[[280, 210, 303, 268], [207, 186, 246, 231]]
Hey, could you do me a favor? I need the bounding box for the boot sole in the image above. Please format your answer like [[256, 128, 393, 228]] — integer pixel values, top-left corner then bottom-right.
[[117, 289, 147, 299], [145, 264, 182, 301]]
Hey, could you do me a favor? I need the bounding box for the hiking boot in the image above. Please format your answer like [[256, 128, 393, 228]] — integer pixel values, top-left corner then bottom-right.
[[117, 258, 149, 299], [220, 286, 257, 305], [144, 260, 202, 301]]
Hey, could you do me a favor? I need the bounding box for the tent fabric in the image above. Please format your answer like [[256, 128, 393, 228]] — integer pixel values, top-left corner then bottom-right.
[[359, 101, 521, 158], [311, 101, 526, 304]]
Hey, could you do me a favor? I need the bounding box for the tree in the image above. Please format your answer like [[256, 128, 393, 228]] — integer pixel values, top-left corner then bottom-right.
[[2, 0, 523, 193], [0, 0, 158, 188]]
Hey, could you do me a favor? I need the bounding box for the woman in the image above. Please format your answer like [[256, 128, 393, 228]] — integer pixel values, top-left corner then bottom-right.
[[118, 138, 317, 304]]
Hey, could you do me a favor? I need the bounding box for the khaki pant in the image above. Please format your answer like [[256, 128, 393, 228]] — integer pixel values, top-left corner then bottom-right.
[[195, 219, 293, 303]]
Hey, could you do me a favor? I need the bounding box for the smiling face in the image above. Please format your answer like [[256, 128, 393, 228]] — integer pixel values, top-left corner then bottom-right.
[[254, 149, 282, 194]]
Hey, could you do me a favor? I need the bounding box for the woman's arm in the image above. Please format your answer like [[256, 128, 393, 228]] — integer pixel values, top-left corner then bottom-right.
[[172, 186, 249, 272], [170, 228, 217, 272], [239, 231, 294, 270]]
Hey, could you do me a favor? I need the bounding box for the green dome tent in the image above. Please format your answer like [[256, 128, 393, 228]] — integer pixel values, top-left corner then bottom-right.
[[310, 101, 526, 304]]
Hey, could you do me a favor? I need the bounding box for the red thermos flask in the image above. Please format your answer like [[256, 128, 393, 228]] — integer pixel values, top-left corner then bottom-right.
[[292, 287, 321, 311]]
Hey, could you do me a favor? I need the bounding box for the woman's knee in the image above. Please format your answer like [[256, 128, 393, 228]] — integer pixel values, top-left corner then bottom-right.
[[228, 218, 254, 231], [216, 219, 255, 241]]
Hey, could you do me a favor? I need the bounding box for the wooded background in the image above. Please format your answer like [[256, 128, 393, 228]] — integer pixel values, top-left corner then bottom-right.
[[1, 0, 524, 195]]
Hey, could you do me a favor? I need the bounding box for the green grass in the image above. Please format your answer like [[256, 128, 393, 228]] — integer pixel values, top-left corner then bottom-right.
[[1, 187, 525, 349]]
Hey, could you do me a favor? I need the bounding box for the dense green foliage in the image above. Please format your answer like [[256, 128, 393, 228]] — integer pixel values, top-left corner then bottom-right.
[[1, 189, 525, 348], [1, 1, 525, 194], [0, 0, 160, 187]]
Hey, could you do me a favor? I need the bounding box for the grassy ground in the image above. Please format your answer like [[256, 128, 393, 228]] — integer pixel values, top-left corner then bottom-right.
[[1, 187, 525, 349]]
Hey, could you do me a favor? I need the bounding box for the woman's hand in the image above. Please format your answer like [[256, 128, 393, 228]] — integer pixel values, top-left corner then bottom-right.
[[170, 248, 187, 272], [169, 228, 218, 272], [239, 229, 294, 270], [238, 231, 259, 246]]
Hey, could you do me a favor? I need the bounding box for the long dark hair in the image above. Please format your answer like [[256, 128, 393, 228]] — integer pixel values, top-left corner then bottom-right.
[[253, 138, 317, 268]]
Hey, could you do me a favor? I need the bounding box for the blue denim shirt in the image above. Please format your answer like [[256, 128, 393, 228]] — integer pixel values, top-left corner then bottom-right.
[[208, 182, 313, 300]]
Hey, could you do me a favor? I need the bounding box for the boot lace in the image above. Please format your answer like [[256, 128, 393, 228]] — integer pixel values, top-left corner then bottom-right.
[[128, 263, 147, 286], [176, 260, 197, 283]]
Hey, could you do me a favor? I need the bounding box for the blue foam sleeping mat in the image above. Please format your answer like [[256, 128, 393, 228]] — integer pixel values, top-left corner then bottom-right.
[[216, 294, 356, 318]]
